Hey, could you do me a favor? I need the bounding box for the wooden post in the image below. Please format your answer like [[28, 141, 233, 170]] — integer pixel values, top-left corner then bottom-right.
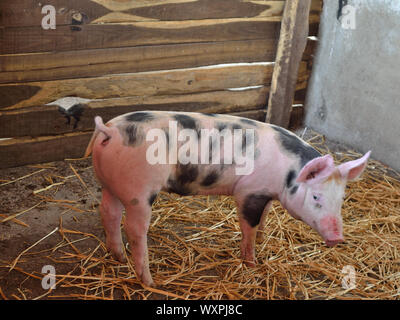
[[266, 0, 311, 128]]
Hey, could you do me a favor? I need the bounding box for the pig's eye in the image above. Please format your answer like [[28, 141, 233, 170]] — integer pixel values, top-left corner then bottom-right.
[[313, 195, 320, 201]]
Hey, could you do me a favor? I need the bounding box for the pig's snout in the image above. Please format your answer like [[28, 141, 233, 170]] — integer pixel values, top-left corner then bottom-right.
[[325, 238, 344, 247], [319, 216, 344, 247]]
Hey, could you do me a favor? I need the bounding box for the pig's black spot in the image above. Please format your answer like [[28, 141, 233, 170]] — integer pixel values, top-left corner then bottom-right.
[[201, 171, 219, 187], [286, 170, 297, 189], [208, 137, 219, 163], [239, 118, 259, 127], [125, 124, 138, 145], [216, 122, 227, 132], [240, 129, 255, 154], [174, 114, 197, 130], [242, 194, 272, 227], [290, 185, 299, 195], [166, 164, 199, 196], [166, 178, 191, 196], [271, 125, 321, 168], [148, 193, 158, 206], [286, 170, 299, 196], [203, 113, 218, 117], [163, 129, 170, 150], [177, 164, 198, 185], [126, 112, 154, 122], [231, 123, 243, 131], [174, 114, 201, 137]]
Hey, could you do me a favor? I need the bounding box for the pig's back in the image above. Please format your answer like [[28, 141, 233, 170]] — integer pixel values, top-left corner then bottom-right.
[[97, 111, 319, 198]]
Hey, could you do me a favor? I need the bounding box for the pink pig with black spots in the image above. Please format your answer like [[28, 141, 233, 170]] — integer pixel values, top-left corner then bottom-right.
[[84, 111, 370, 286]]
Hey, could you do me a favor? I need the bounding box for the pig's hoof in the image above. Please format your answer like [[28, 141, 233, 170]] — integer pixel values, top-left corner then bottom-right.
[[108, 248, 126, 263], [243, 259, 256, 268], [241, 252, 256, 267], [114, 253, 127, 263], [143, 279, 155, 287], [141, 275, 155, 287]]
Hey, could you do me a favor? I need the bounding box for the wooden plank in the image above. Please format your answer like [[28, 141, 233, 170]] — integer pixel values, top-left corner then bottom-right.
[[231, 109, 266, 122], [0, 108, 266, 169], [266, 0, 311, 127], [0, 0, 110, 27], [93, 0, 283, 13], [309, 15, 321, 37], [0, 63, 277, 110], [94, 0, 284, 23], [1, 0, 285, 27], [0, 132, 93, 169], [0, 71, 312, 138], [294, 88, 307, 105], [0, 87, 269, 138], [0, 39, 277, 83], [1, 18, 281, 54], [288, 105, 304, 129], [309, 0, 323, 36], [302, 37, 318, 62], [310, 0, 323, 16]]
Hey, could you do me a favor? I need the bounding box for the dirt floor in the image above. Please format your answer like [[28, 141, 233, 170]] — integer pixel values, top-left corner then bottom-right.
[[0, 128, 399, 300]]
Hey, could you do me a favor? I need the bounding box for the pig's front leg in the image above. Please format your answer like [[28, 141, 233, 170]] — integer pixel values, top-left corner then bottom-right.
[[100, 188, 125, 263], [236, 193, 272, 266], [124, 194, 156, 287], [238, 217, 258, 267]]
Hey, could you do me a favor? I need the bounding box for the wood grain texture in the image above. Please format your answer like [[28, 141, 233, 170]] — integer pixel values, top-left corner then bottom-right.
[[0, 39, 277, 83], [0, 132, 93, 169], [0, 0, 323, 168], [0, 0, 110, 27], [288, 105, 304, 129], [266, 0, 311, 128], [1, 0, 321, 27], [0, 63, 277, 110], [0, 67, 309, 138], [0, 108, 267, 169], [1, 18, 280, 54], [95, 0, 284, 23], [1, 0, 284, 27], [309, 0, 323, 36], [0, 87, 269, 138]]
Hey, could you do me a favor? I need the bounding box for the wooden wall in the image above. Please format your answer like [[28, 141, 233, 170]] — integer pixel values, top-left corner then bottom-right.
[[0, 0, 322, 168]]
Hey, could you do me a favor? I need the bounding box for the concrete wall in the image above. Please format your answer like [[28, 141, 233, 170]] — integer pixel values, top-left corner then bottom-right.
[[305, 0, 400, 171]]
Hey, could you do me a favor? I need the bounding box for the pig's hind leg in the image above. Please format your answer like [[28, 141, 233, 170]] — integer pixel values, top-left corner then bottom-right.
[[100, 188, 126, 262], [124, 194, 156, 286]]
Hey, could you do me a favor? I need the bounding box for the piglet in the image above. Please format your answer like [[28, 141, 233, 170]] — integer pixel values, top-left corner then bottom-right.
[[84, 111, 370, 286]]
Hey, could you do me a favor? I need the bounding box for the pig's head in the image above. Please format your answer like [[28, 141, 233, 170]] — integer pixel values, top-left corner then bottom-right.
[[282, 151, 371, 247]]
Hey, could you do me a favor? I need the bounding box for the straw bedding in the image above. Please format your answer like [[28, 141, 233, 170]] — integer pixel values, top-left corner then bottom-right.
[[1, 130, 399, 300]]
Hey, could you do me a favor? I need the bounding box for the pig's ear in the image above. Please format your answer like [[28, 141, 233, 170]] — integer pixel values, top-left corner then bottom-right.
[[337, 151, 371, 181], [296, 154, 335, 184]]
